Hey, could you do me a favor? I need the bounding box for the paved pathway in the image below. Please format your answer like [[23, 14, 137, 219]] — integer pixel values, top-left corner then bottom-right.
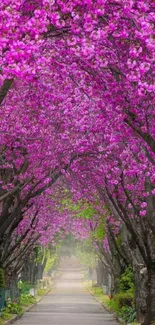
[[15, 263, 118, 325]]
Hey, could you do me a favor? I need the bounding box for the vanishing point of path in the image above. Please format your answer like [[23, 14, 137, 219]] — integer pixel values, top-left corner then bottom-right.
[[15, 260, 118, 325]]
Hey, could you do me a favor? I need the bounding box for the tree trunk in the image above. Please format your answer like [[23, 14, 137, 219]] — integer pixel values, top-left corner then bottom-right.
[[21, 255, 47, 285], [31, 263, 37, 285], [21, 262, 31, 283], [96, 261, 103, 286], [133, 265, 147, 323], [143, 267, 155, 325], [9, 273, 19, 302]]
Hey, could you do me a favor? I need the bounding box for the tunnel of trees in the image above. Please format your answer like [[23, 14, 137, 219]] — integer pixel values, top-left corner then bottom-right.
[[0, 0, 154, 324]]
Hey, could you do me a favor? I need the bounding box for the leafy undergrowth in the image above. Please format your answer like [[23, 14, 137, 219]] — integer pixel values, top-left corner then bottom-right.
[[0, 311, 13, 325], [0, 289, 50, 325], [20, 293, 36, 307], [85, 282, 137, 325], [0, 305, 22, 325]]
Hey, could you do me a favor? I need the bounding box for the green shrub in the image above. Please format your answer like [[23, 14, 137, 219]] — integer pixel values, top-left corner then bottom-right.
[[20, 294, 36, 306], [116, 291, 134, 308], [18, 281, 31, 294], [107, 291, 135, 323], [1, 310, 13, 320], [108, 291, 134, 314], [117, 266, 134, 293], [5, 300, 23, 315], [119, 306, 136, 323]]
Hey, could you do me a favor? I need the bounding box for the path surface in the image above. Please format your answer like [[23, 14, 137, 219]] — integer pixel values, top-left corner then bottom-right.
[[15, 261, 118, 325]]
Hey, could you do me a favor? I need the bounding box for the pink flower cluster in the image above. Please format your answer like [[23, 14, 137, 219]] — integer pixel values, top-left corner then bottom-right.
[[0, 0, 154, 251]]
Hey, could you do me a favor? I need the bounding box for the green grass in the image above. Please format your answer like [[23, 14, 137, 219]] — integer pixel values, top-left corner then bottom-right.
[[37, 288, 49, 296], [0, 310, 14, 325]]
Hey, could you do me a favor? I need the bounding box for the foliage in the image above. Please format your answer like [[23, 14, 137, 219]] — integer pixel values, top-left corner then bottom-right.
[[76, 206, 98, 220], [89, 282, 135, 323], [44, 252, 58, 274], [108, 291, 136, 323], [108, 291, 134, 312], [117, 267, 135, 293], [20, 294, 36, 306], [93, 222, 106, 241], [116, 235, 121, 249], [34, 246, 40, 261], [0, 284, 50, 323], [0, 270, 5, 290], [0, 0, 154, 322], [18, 281, 31, 295], [5, 300, 23, 315], [119, 306, 136, 323], [75, 240, 97, 268], [0, 310, 12, 321]]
